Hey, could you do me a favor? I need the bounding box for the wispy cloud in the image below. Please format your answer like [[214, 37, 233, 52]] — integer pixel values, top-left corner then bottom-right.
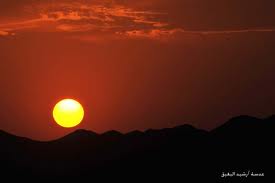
[[0, 30, 10, 36], [118, 29, 184, 40], [117, 28, 275, 40], [0, 1, 275, 41], [0, 2, 166, 36], [188, 28, 275, 35]]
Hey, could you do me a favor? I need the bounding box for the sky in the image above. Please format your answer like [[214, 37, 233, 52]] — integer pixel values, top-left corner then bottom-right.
[[0, 0, 275, 140]]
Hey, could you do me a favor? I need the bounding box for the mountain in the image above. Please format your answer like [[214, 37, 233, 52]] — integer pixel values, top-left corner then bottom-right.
[[0, 115, 274, 181], [211, 115, 275, 141], [101, 130, 123, 139], [55, 129, 98, 143]]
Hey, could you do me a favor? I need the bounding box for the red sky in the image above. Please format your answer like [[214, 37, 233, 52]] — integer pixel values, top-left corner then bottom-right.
[[0, 0, 275, 140]]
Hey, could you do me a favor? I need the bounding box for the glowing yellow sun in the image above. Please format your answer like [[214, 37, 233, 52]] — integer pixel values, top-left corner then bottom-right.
[[53, 99, 84, 128]]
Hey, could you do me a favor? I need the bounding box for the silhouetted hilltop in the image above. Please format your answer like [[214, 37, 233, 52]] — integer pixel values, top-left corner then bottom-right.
[[101, 130, 123, 137], [211, 115, 261, 137], [0, 130, 16, 140], [211, 115, 275, 141], [0, 115, 274, 181], [0, 129, 34, 145], [57, 129, 98, 142], [125, 130, 143, 137]]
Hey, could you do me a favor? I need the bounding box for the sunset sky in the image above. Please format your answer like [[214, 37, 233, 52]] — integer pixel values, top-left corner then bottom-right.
[[0, 0, 275, 140]]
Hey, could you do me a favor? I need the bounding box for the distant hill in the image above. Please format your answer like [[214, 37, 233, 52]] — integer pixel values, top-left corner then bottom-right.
[[0, 115, 274, 181]]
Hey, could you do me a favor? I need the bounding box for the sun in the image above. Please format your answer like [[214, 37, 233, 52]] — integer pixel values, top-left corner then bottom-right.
[[53, 99, 84, 128]]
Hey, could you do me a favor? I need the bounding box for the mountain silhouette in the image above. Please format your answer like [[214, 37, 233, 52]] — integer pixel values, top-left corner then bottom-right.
[[56, 129, 98, 143], [0, 115, 274, 181]]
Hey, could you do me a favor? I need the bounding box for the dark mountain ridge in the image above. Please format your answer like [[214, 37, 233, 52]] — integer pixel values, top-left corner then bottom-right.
[[0, 115, 274, 181]]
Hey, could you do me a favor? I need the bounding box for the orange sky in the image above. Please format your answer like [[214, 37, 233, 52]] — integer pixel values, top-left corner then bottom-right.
[[0, 0, 275, 140]]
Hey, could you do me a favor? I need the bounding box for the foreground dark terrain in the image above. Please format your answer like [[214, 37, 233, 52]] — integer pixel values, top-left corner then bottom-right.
[[0, 115, 274, 181]]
